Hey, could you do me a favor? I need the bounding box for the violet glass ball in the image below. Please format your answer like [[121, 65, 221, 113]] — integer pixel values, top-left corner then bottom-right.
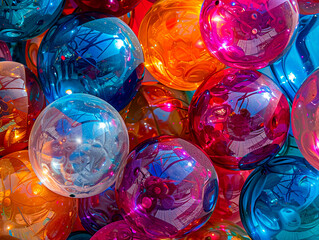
[[292, 69, 319, 171], [37, 12, 144, 111], [200, 0, 299, 69], [115, 136, 218, 239], [28, 93, 129, 198], [189, 68, 290, 170]]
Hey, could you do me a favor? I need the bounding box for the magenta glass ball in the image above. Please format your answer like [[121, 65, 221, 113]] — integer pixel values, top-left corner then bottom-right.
[[292, 69, 319, 171], [200, 0, 299, 69], [189, 68, 290, 170], [115, 136, 218, 239]]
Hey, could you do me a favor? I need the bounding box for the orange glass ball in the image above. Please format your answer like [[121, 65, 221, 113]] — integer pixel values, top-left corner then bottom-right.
[[183, 221, 251, 240], [0, 62, 45, 156], [0, 151, 77, 240], [121, 82, 190, 151], [138, 0, 225, 91]]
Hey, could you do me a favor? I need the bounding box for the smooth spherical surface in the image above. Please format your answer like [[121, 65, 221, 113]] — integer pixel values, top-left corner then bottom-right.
[[271, 14, 319, 102], [183, 221, 250, 240], [74, 0, 142, 17], [0, 61, 45, 156], [240, 156, 319, 240], [209, 166, 250, 225], [0, 41, 11, 61], [121, 82, 190, 151], [28, 93, 129, 198], [0, 0, 65, 41], [138, 0, 225, 91], [200, 0, 299, 69], [292, 69, 319, 171], [298, 0, 319, 14], [38, 12, 144, 111], [116, 136, 219, 239], [0, 151, 77, 240], [189, 68, 290, 170], [79, 185, 122, 235]]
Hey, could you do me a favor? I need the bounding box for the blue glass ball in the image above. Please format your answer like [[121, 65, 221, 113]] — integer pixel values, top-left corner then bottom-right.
[[28, 93, 130, 198], [0, 0, 65, 41], [38, 12, 144, 111], [240, 156, 319, 240], [271, 14, 319, 102]]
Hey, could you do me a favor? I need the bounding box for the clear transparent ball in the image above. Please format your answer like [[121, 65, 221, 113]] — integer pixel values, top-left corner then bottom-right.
[[29, 93, 129, 198]]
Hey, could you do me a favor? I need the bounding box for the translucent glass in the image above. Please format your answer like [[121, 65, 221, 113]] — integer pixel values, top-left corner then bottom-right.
[[200, 0, 299, 69], [0, 41, 11, 61], [0, 151, 77, 240], [0, 0, 65, 41], [38, 12, 144, 111], [189, 68, 290, 170], [138, 0, 225, 91], [240, 156, 319, 240], [28, 93, 129, 198], [115, 136, 219, 239], [298, 0, 319, 15]]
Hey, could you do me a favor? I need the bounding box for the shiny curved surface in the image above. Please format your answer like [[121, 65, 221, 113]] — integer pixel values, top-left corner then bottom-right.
[[240, 156, 319, 240], [29, 93, 129, 198], [138, 0, 225, 91], [189, 68, 290, 170], [200, 0, 299, 69], [116, 136, 219, 239], [298, 0, 319, 14], [0, 41, 12, 61]]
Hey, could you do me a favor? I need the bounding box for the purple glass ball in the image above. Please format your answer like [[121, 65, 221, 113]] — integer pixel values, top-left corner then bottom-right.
[[79, 185, 123, 235], [189, 68, 290, 170], [115, 136, 219, 239]]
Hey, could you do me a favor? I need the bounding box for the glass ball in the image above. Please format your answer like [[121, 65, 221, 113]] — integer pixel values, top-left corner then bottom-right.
[[0, 0, 65, 41], [298, 0, 319, 15], [120, 82, 190, 151], [74, 0, 142, 17], [116, 136, 219, 239], [138, 0, 225, 91], [200, 0, 299, 69], [28, 93, 129, 198], [37, 12, 144, 111], [183, 220, 250, 240], [240, 156, 319, 239], [189, 68, 290, 170], [0, 41, 11, 61], [292, 68, 319, 171], [209, 165, 250, 225], [271, 14, 319, 103], [0, 61, 45, 157], [78, 184, 123, 235], [0, 151, 77, 240]]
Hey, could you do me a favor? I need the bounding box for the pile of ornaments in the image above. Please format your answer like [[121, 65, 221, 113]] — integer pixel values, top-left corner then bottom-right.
[[0, 0, 319, 239]]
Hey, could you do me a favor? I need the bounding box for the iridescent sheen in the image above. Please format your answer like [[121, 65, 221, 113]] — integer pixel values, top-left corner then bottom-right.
[[0, 61, 45, 157], [183, 220, 250, 240], [271, 14, 319, 102], [0, 0, 65, 41], [0, 151, 77, 240], [298, 0, 319, 15], [240, 156, 319, 240], [116, 136, 219, 239], [78, 185, 123, 235], [38, 12, 144, 111], [209, 165, 250, 225], [0, 41, 11, 61], [138, 0, 225, 91], [120, 82, 190, 151], [74, 0, 142, 17], [189, 68, 290, 170], [292, 69, 319, 171], [200, 0, 299, 69], [28, 93, 129, 198]]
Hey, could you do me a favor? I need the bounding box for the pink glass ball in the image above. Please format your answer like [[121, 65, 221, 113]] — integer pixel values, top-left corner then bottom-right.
[[189, 68, 290, 170], [200, 0, 299, 69], [292, 69, 319, 171], [298, 0, 319, 14], [0, 41, 11, 61], [115, 136, 219, 239]]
